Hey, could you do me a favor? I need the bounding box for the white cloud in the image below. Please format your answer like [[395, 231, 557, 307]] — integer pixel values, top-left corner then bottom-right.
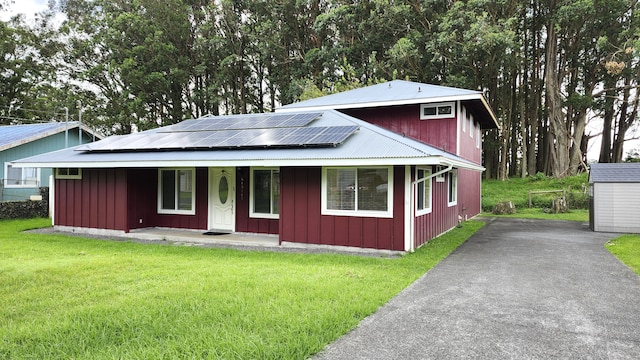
[[1, 0, 51, 22]]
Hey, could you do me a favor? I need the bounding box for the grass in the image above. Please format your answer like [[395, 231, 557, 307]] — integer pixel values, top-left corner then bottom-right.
[[481, 208, 589, 222], [0, 218, 484, 359], [606, 235, 640, 275], [482, 173, 590, 222]]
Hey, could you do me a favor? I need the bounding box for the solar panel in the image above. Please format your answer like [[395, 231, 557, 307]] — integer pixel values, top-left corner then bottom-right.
[[82, 125, 359, 152], [163, 112, 322, 132]]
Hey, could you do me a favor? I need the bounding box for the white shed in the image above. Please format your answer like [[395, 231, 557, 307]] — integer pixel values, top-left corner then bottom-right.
[[589, 163, 640, 233]]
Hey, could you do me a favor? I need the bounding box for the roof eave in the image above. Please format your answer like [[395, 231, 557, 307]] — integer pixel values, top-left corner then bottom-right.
[[12, 156, 485, 172]]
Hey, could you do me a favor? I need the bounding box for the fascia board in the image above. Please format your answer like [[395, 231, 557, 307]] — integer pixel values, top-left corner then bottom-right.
[[12, 156, 485, 172], [276, 94, 486, 113]]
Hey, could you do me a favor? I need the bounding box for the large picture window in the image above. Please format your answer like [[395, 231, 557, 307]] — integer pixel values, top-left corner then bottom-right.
[[416, 167, 432, 215], [448, 170, 458, 206], [250, 168, 279, 219], [3, 163, 39, 188], [322, 166, 393, 218], [158, 168, 195, 215]]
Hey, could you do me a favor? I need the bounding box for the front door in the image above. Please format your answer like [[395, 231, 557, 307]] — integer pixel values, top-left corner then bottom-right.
[[209, 168, 235, 232]]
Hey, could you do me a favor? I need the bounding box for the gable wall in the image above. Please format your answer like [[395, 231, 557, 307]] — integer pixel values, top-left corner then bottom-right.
[[279, 166, 405, 251], [342, 105, 458, 156], [593, 182, 640, 233]]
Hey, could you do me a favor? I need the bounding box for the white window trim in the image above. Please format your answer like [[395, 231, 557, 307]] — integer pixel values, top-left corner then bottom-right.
[[416, 167, 433, 216], [157, 168, 196, 215], [321, 166, 394, 218], [3, 163, 40, 188], [249, 167, 280, 219], [420, 102, 456, 120], [476, 125, 481, 148], [447, 170, 458, 207], [55, 168, 82, 179]]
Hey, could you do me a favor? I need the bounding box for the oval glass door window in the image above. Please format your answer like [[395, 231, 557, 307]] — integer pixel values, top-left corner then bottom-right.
[[219, 175, 229, 204]]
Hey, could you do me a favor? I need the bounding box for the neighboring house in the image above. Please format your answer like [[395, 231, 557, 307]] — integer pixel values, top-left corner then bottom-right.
[[1, 122, 100, 202], [13, 81, 498, 252], [589, 162, 640, 233]]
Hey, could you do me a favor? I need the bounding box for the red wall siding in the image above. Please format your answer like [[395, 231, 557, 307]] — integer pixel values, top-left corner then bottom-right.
[[343, 105, 458, 155], [279, 166, 405, 251], [458, 105, 482, 163], [55, 168, 128, 231], [235, 167, 279, 234], [413, 166, 458, 248], [457, 168, 481, 219]]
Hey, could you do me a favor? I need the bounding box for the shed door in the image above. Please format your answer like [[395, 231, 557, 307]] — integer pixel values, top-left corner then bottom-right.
[[209, 168, 235, 232]]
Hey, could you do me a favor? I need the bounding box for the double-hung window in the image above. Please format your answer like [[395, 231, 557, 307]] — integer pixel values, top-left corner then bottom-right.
[[416, 167, 432, 215], [250, 168, 279, 219], [322, 166, 393, 218], [448, 170, 458, 206], [3, 163, 39, 188], [158, 168, 195, 215]]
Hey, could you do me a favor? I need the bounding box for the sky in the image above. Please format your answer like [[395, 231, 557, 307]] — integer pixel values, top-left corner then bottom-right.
[[1, 0, 50, 22]]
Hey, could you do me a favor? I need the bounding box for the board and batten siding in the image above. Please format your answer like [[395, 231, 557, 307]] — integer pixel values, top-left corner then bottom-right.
[[55, 168, 128, 231], [279, 166, 406, 251], [593, 182, 640, 233]]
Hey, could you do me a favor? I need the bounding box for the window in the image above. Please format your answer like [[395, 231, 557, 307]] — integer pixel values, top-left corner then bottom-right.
[[3, 163, 40, 188], [416, 167, 432, 215], [322, 166, 393, 218], [56, 168, 82, 179], [420, 102, 455, 120], [250, 168, 280, 219], [448, 170, 458, 206], [158, 168, 195, 215]]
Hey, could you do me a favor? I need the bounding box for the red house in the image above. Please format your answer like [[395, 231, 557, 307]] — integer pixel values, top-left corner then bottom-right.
[[13, 81, 497, 252]]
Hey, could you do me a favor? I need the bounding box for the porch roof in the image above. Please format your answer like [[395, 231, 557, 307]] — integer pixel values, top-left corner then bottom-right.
[[11, 110, 484, 171]]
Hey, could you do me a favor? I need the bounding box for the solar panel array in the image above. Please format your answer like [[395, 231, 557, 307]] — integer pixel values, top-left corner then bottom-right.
[[161, 112, 321, 132], [81, 125, 360, 152]]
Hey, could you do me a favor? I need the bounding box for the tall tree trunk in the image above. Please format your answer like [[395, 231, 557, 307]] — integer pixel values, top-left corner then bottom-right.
[[544, 19, 570, 177]]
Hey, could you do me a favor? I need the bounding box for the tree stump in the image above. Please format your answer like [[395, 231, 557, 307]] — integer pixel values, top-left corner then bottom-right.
[[551, 197, 567, 213], [492, 201, 516, 215]]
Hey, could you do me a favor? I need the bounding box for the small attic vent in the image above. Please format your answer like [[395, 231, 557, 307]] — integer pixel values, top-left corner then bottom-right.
[[420, 102, 455, 120]]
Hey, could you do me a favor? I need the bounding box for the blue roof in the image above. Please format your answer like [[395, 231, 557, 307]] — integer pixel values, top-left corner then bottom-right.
[[278, 80, 499, 129], [0, 122, 80, 151], [589, 162, 640, 183]]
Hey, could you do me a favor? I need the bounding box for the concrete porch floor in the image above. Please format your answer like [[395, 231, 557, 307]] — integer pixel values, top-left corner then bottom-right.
[[128, 228, 280, 248]]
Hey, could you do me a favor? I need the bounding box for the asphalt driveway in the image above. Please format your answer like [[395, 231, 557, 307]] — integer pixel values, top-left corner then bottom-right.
[[313, 218, 640, 359]]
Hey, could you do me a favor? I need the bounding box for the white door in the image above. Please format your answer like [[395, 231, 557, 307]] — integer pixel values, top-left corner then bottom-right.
[[209, 168, 235, 232]]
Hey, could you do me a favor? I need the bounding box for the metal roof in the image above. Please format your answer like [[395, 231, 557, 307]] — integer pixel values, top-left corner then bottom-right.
[[589, 162, 640, 183], [0, 122, 76, 151], [12, 110, 484, 171], [277, 80, 499, 129]]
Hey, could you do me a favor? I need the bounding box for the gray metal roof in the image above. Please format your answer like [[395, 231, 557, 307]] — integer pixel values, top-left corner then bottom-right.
[[0, 122, 75, 151], [12, 110, 484, 171], [278, 80, 499, 129], [589, 162, 640, 183]]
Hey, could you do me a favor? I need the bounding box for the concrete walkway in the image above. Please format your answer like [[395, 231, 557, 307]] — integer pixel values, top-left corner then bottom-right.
[[313, 218, 640, 359]]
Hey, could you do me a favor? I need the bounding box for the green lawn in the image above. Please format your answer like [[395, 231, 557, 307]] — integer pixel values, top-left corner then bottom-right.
[[481, 208, 589, 222], [0, 218, 483, 359], [483, 172, 589, 212], [606, 235, 640, 275]]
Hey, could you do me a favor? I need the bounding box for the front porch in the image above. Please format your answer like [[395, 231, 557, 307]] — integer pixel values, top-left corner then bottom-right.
[[129, 227, 280, 248]]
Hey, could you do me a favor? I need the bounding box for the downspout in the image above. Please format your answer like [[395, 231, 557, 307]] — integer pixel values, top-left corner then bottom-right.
[[408, 161, 454, 252]]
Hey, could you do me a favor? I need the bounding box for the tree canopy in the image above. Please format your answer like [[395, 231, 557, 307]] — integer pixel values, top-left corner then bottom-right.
[[1, 0, 639, 178]]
